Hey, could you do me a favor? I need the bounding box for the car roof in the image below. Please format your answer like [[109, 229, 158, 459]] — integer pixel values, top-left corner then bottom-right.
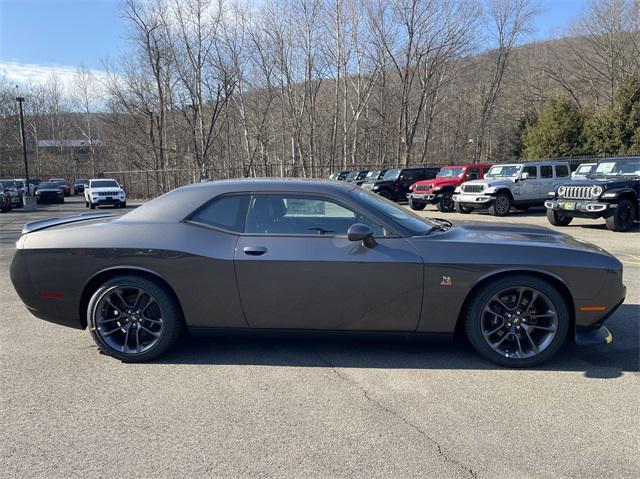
[[90, 178, 119, 182], [118, 178, 358, 224]]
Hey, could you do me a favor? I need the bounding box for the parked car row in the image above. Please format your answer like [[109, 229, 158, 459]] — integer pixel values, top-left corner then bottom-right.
[[330, 156, 639, 232]]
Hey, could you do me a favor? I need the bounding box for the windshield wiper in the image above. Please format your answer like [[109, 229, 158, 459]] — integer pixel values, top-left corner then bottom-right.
[[424, 218, 453, 235]]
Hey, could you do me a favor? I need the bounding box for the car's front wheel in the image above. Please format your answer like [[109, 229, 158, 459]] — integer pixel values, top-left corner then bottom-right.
[[89, 201, 96, 209], [605, 199, 636, 232], [464, 275, 569, 367], [488, 193, 511, 216], [547, 209, 573, 226], [408, 198, 426, 210], [87, 275, 184, 362], [436, 193, 455, 212]]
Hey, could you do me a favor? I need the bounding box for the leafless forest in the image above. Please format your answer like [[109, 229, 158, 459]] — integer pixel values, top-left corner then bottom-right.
[[0, 0, 639, 197]]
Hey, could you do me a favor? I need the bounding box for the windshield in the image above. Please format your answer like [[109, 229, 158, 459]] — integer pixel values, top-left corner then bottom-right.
[[346, 171, 358, 180], [382, 169, 400, 181], [14, 180, 24, 187], [366, 170, 380, 179], [38, 183, 60, 190], [437, 167, 464, 178], [91, 180, 119, 188], [349, 188, 438, 236], [485, 165, 521, 178], [75, 179, 89, 185], [1, 180, 15, 188], [591, 160, 640, 177]]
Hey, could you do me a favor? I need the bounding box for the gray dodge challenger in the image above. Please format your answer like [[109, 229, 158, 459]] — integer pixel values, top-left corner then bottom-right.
[[10, 179, 625, 366]]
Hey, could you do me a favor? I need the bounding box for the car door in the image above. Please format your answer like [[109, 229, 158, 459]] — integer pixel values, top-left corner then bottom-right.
[[539, 165, 556, 199], [234, 193, 424, 331], [518, 165, 540, 200]]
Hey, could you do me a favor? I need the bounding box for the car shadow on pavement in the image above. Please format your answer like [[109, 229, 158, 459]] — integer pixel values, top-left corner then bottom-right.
[[151, 305, 639, 379]]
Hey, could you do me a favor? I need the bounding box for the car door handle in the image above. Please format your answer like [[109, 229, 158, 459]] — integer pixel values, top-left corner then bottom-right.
[[243, 246, 267, 256]]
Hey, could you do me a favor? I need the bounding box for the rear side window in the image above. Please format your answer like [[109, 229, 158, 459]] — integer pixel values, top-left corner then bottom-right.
[[190, 195, 250, 232], [555, 165, 569, 177], [540, 165, 553, 178]]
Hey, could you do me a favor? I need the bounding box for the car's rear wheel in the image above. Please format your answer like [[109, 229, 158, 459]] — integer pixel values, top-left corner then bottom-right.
[[455, 203, 473, 214], [436, 193, 455, 212], [489, 193, 511, 216], [547, 209, 573, 226], [605, 199, 636, 232], [408, 198, 426, 210], [464, 275, 569, 367], [87, 275, 184, 362]]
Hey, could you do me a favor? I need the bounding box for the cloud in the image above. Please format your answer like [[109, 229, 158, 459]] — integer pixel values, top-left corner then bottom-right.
[[0, 61, 109, 93]]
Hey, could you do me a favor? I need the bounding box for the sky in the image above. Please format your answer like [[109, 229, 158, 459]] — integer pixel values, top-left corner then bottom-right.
[[0, 0, 588, 87]]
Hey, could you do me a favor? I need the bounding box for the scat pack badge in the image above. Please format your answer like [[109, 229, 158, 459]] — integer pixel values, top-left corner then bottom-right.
[[440, 276, 452, 287]]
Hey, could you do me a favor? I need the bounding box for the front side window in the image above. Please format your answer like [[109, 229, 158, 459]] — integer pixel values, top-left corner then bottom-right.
[[522, 165, 538, 179], [382, 169, 400, 180], [540, 165, 553, 178], [555, 165, 569, 177], [190, 195, 250, 232], [245, 194, 387, 236], [466, 168, 480, 180]]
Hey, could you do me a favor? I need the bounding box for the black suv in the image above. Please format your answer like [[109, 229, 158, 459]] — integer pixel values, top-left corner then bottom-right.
[[361, 167, 440, 201], [545, 157, 639, 232]]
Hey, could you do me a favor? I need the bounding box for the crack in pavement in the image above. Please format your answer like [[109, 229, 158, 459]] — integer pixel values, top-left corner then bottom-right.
[[315, 351, 478, 479]]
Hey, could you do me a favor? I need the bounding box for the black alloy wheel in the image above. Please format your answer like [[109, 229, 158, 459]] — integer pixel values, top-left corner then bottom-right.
[[88, 275, 183, 362], [436, 193, 455, 212], [606, 199, 636, 232], [465, 275, 568, 367]]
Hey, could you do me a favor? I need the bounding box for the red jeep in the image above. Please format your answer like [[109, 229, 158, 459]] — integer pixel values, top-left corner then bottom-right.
[[408, 164, 492, 212]]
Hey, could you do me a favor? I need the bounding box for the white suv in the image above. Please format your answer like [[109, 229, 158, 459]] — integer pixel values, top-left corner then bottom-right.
[[84, 178, 127, 209], [452, 161, 571, 216]]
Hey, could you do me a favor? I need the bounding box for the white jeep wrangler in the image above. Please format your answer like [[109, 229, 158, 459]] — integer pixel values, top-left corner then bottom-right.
[[84, 178, 127, 209], [452, 161, 571, 216]]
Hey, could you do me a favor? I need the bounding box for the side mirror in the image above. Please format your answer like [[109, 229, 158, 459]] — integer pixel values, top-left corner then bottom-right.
[[348, 223, 377, 248], [521, 172, 530, 180]]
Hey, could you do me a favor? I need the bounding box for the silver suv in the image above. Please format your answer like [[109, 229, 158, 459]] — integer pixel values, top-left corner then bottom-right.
[[452, 161, 571, 216]]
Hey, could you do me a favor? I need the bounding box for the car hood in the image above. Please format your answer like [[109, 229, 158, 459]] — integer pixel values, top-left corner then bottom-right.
[[89, 186, 122, 192], [420, 223, 613, 257], [464, 178, 514, 187], [415, 178, 459, 188], [555, 178, 638, 189]]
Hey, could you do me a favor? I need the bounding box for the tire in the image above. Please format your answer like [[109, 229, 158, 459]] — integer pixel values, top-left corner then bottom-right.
[[605, 199, 636, 232], [87, 275, 184, 362], [488, 193, 511, 216], [85, 200, 89, 208], [120, 201, 127, 209], [408, 198, 426, 210], [436, 192, 455, 212], [464, 274, 569, 367], [546, 209, 573, 227], [90, 201, 96, 209], [455, 202, 473, 214]]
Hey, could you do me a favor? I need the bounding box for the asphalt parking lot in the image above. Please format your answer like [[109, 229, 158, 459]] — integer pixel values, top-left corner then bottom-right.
[[1, 196, 638, 478]]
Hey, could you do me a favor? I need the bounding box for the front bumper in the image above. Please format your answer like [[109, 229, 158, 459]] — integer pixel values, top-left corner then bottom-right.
[[545, 199, 616, 218], [408, 192, 438, 203], [91, 196, 125, 205], [452, 193, 494, 206]]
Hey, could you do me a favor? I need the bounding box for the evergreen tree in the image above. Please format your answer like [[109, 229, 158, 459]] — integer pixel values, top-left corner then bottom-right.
[[521, 96, 585, 159]]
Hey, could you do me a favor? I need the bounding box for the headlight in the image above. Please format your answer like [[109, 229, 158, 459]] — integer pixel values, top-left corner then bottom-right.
[[558, 186, 566, 196], [591, 186, 603, 198]]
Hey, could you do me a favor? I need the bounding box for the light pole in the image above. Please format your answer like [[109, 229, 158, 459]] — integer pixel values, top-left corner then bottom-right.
[[16, 95, 36, 210]]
